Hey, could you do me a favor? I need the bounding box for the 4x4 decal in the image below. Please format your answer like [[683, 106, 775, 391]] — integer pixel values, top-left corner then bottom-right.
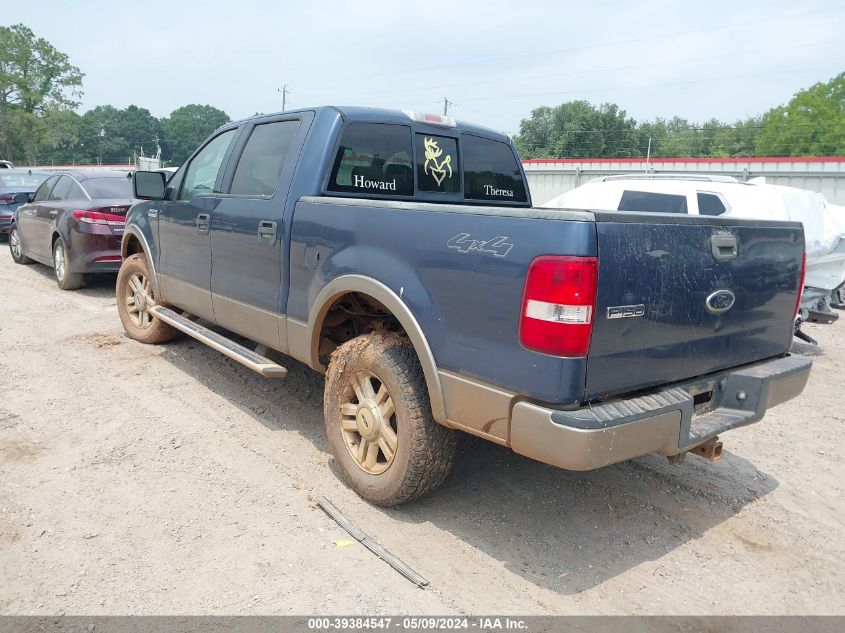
[[447, 233, 513, 257]]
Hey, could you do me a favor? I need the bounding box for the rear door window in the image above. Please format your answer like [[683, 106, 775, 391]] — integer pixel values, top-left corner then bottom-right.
[[65, 179, 87, 200], [618, 190, 688, 214], [47, 176, 73, 201], [230, 120, 301, 196], [463, 134, 527, 202], [416, 133, 460, 193], [32, 176, 58, 202], [328, 123, 413, 196], [697, 192, 728, 216]]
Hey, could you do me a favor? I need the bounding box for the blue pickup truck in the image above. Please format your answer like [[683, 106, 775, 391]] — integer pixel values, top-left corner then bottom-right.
[[118, 106, 811, 505]]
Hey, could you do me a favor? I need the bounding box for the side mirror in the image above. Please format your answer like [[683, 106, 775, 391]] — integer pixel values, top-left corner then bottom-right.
[[134, 171, 166, 200], [14, 192, 29, 205]]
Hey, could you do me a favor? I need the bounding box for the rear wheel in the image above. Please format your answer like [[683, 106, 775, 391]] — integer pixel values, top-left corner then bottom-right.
[[324, 331, 456, 506], [53, 237, 83, 290], [8, 226, 33, 264], [116, 253, 180, 344]]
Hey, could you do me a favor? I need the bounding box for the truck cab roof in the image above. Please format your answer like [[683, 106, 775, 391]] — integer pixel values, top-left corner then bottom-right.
[[237, 105, 512, 144]]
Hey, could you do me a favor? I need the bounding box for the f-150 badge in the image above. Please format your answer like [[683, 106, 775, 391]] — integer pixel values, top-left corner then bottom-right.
[[424, 137, 453, 186], [447, 233, 513, 257], [607, 304, 646, 319]]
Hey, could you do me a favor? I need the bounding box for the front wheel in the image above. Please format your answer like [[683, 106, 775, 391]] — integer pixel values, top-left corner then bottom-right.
[[53, 237, 83, 290], [116, 253, 180, 344], [8, 226, 33, 264], [324, 331, 457, 506]]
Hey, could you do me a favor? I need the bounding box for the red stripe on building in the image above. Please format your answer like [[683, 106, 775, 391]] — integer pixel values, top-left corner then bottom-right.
[[521, 156, 845, 165]]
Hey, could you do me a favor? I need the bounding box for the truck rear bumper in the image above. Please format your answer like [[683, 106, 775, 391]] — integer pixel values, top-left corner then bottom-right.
[[510, 354, 812, 471]]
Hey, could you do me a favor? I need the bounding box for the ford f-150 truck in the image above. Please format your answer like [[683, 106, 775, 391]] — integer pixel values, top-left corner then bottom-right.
[[119, 106, 812, 506]]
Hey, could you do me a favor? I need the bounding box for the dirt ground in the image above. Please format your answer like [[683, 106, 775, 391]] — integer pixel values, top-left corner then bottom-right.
[[0, 245, 843, 616]]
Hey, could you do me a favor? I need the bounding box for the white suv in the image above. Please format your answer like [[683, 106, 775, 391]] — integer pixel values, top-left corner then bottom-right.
[[541, 174, 845, 328]]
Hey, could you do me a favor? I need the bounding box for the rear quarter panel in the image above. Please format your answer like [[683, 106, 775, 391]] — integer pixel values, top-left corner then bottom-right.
[[290, 198, 597, 404]]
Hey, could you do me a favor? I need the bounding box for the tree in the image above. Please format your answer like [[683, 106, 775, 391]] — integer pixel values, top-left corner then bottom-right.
[[0, 24, 83, 162], [755, 73, 845, 156], [162, 104, 230, 165], [77, 104, 162, 164], [35, 108, 84, 164], [514, 101, 638, 159], [710, 117, 761, 158]]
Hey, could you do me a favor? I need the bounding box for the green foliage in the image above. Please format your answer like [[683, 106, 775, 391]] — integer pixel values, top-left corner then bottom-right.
[[162, 104, 231, 165], [1, 22, 841, 165], [755, 73, 845, 156], [514, 101, 637, 158], [0, 23, 84, 162], [514, 72, 845, 159], [78, 104, 163, 164]]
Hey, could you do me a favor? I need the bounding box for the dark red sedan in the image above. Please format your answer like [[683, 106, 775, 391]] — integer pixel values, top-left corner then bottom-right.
[[8, 170, 137, 289]]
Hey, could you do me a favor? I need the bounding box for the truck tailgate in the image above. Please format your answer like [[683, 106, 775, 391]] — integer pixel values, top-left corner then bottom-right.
[[586, 211, 804, 399]]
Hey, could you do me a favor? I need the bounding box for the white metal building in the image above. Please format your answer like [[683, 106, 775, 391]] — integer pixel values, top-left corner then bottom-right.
[[522, 157, 845, 206]]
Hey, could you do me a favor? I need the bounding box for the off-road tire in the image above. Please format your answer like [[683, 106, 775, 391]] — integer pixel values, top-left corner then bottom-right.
[[116, 253, 180, 344], [8, 226, 33, 264], [53, 237, 83, 290], [324, 331, 457, 506]]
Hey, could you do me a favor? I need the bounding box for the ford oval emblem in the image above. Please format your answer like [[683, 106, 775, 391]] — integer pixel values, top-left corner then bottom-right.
[[705, 289, 736, 314]]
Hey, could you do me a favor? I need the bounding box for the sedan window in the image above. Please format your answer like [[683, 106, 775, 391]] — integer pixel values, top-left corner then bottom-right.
[[47, 176, 74, 201], [82, 177, 133, 199], [32, 176, 58, 202]]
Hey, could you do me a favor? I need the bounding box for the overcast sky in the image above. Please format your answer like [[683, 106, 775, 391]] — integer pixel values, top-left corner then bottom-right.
[[5, 0, 844, 134]]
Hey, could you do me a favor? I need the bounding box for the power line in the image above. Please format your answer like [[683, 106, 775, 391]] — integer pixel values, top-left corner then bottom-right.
[[360, 4, 844, 80], [459, 65, 843, 104], [308, 42, 821, 104]]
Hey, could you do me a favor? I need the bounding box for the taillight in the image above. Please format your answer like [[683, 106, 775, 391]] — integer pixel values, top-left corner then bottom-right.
[[519, 256, 598, 357], [794, 251, 807, 319], [73, 209, 126, 226], [0, 195, 16, 204]]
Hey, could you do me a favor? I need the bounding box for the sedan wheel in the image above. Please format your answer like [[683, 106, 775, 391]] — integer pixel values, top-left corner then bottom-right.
[[52, 238, 83, 290], [9, 227, 33, 264], [54, 241, 65, 281]]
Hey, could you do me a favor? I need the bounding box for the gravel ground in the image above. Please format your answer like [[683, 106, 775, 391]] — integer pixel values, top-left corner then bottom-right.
[[0, 245, 843, 615]]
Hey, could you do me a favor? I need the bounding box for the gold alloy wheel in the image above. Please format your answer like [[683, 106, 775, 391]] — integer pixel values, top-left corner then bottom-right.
[[124, 272, 155, 328], [340, 371, 398, 475]]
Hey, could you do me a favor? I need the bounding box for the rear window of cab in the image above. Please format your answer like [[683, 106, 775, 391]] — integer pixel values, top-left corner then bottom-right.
[[327, 123, 527, 204]]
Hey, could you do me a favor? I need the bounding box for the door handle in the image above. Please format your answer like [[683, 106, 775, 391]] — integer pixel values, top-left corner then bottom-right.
[[257, 220, 277, 243], [196, 213, 210, 234], [710, 234, 737, 261]]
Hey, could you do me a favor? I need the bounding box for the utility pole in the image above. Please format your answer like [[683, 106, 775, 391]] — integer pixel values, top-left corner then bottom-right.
[[442, 97, 452, 116], [278, 84, 290, 111]]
